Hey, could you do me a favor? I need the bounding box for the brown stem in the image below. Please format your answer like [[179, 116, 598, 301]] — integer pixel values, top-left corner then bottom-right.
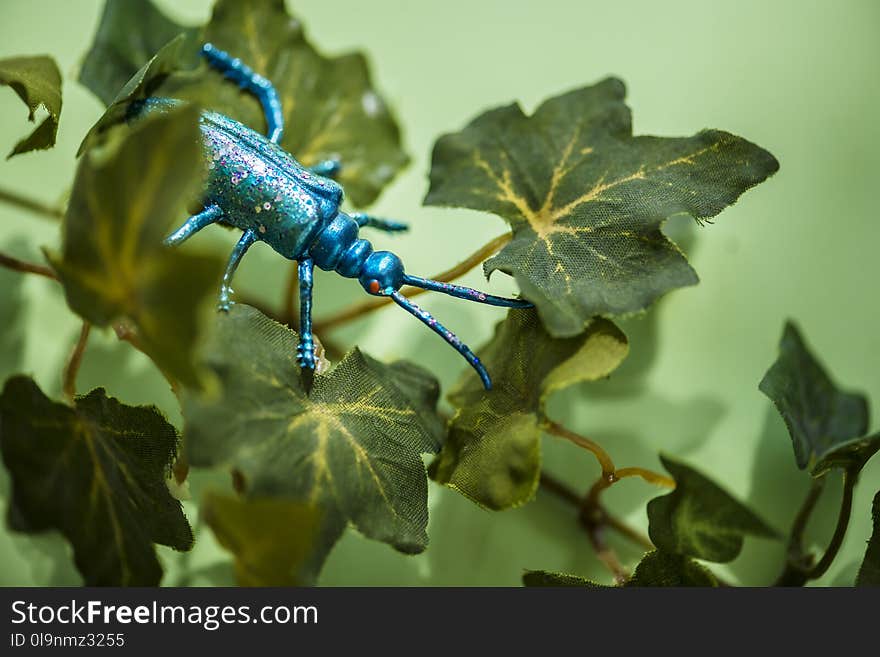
[[0, 251, 57, 279], [62, 322, 91, 402], [775, 477, 826, 586], [542, 418, 616, 476], [539, 472, 655, 553], [0, 187, 64, 221], [313, 232, 512, 332]]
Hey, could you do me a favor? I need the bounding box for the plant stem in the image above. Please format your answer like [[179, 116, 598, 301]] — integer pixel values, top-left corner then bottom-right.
[[313, 232, 512, 332], [542, 418, 616, 476], [807, 470, 855, 580], [775, 472, 855, 586], [0, 187, 65, 221], [0, 251, 57, 279], [63, 322, 91, 403], [539, 472, 653, 550]]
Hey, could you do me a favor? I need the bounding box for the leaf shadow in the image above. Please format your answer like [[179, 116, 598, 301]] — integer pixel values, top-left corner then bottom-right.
[[727, 405, 843, 585]]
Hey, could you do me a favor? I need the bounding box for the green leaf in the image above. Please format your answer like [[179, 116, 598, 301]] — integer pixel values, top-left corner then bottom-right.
[[811, 433, 880, 478], [626, 550, 719, 587], [0, 55, 62, 157], [523, 552, 718, 587], [49, 105, 224, 386], [181, 305, 443, 571], [648, 455, 778, 562], [78, 35, 190, 155], [202, 491, 323, 586], [759, 321, 871, 473], [857, 491, 880, 586], [425, 79, 779, 336], [78, 0, 197, 107], [84, 0, 408, 206], [522, 570, 604, 587], [429, 308, 628, 510], [0, 376, 192, 586]]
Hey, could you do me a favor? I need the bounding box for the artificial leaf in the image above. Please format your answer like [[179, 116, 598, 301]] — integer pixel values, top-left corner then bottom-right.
[[522, 551, 718, 587], [812, 433, 880, 479], [425, 78, 779, 336], [522, 570, 604, 587], [202, 491, 323, 586], [78, 35, 189, 155], [429, 308, 628, 510], [79, 0, 197, 106], [760, 321, 871, 473], [647, 455, 778, 562], [80, 0, 407, 206], [857, 491, 880, 587], [49, 106, 224, 386], [0, 376, 192, 586], [626, 550, 718, 587], [0, 55, 62, 157], [181, 305, 443, 569]]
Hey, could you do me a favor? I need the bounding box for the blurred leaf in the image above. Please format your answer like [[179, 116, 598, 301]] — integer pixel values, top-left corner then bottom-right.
[[0, 55, 62, 157], [857, 491, 880, 586], [79, 0, 197, 106], [523, 551, 718, 587], [0, 264, 25, 381], [626, 550, 718, 587], [181, 305, 443, 575], [648, 455, 778, 562], [425, 79, 779, 336], [78, 35, 189, 155], [202, 491, 323, 586], [48, 106, 224, 386], [522, 570, 604, 587], [429, 308, 628, 510], [760, 321, 871, 473], [83, 0, 407, 206], [0, 376, 192, 586]]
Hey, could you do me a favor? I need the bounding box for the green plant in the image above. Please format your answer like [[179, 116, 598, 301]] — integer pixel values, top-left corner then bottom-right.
[[0, 0, 876, 587]]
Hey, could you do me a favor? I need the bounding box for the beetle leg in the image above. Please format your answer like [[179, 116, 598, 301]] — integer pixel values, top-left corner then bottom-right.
[[218, 229, 258, 312], [165, 205, 223, 246], [201, 43, 284, 143], [389, 290, 492, 390], [296, 257, 316, 392], [308, 159, 342, 179], [351, 213, 408, 233]]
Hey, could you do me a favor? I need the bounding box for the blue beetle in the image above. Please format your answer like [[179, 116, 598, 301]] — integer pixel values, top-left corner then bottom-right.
[[129, 43, 530, 390]]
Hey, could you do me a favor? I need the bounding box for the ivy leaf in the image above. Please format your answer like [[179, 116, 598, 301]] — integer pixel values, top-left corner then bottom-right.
[[0, 55, 62, 157], [181, 305, 443, 572], [202, 491, 323, 586], [425, 79, 779, 336], [625, 550, 718, 587], [857, 491, 880, 587], [429, 308, 628, 510], [80, 0, 408, 207], [522, 552, 718, 587], [48, 105, 225, 386], [647, 455, 778, 562], [522, 570, 604, 587], [0, 376, 192, 586], [78, 0, 197, 106], [78, 35, 189, 155], [760, 321, 873, 475]]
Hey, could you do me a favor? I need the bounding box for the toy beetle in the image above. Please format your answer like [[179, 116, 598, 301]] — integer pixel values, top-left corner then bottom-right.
[[129, 43, 531, 390]]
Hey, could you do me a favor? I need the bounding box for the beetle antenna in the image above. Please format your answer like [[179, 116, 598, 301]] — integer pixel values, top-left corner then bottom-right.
[[389, 291, 492, 389], [401, 274, 531, 308]]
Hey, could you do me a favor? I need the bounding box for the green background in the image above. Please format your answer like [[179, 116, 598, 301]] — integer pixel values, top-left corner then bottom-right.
[[0, 0, 877, 586]]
